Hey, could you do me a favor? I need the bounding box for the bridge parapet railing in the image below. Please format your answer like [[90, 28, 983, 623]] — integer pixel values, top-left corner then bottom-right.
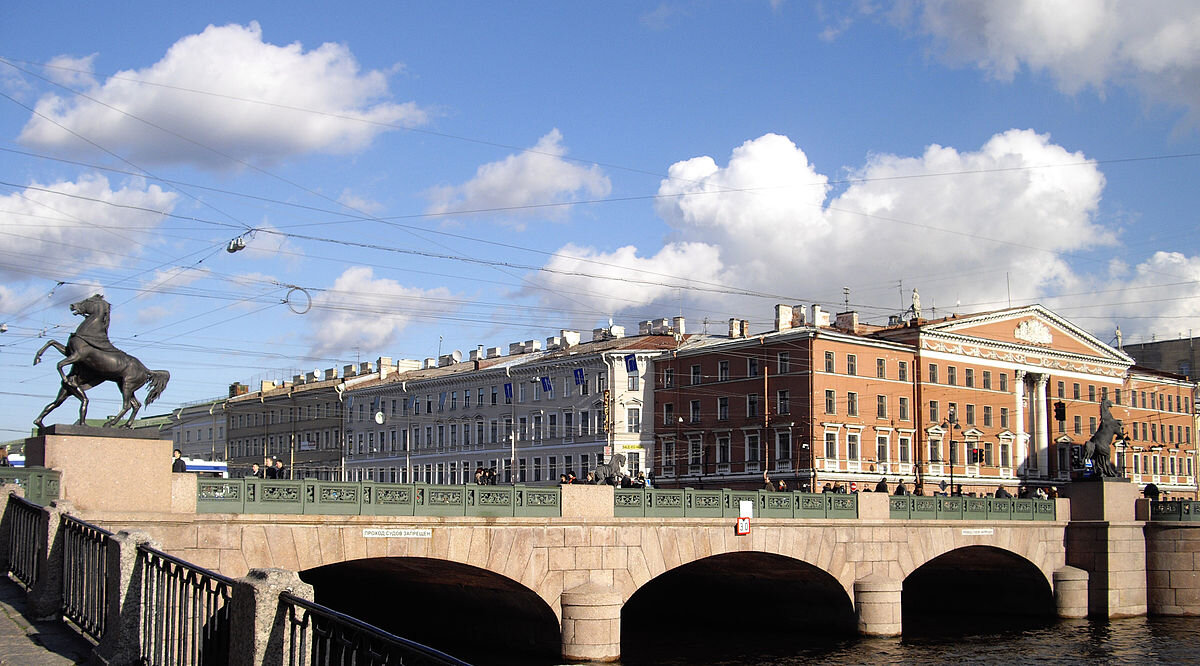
[[0, 468, 61, 507], [60, 514, 111, 641], [4, 494, 44, 589], [280, 591, 469, 666], [197, 479, 561, 517], [138, 543, 234, 666], [888, 496, 1056, 520], [1149, 500, 1200, 522], [614, 489, 858, 519]]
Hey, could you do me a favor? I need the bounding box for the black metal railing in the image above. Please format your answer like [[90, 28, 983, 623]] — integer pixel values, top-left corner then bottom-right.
[[280, 591, 470, 666], [60, 514, 112, 640], [139, 544, 235, 666], [5, 493, 44, 589]]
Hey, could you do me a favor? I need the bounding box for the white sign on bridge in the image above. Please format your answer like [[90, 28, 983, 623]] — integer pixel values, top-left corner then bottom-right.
[[363, 528, 433, 539]]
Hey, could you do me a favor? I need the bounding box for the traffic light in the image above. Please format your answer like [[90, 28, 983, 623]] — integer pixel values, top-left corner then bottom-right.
[[1054, 401, 1066, 421]]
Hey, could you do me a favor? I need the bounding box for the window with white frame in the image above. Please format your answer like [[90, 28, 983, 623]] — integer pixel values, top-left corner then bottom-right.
[[627, 408, 641, 433]]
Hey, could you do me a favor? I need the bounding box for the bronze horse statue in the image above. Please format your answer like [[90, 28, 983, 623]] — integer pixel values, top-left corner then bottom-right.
[[32, 294, 170, 431], [1083, 398, 1123, 478]]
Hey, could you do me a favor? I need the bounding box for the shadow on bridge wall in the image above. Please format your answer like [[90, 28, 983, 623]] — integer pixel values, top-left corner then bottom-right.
[[300, 557, 562, 665]]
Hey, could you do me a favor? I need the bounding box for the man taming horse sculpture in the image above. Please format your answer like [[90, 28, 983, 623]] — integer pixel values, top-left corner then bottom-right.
[[1083, 399, 1123, 478], [32, 294, 169, 431]]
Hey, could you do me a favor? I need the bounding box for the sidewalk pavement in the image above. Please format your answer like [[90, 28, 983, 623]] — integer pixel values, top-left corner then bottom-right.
[[0, 574, 95, 665]]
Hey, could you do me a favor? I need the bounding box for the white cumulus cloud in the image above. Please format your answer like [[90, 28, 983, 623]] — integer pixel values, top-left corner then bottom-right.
[[426, 129, 611, 221], [0, 173, 178, 281], [19, 22, 426, 167], [531, 130, 1117, 325], [891, 0, 1200, 122], [306, 266, 458, 357]]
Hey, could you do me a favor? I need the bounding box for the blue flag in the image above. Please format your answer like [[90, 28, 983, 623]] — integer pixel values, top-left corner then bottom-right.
[[624, 354, 637, 372], [540, 376, 552, 392], [504, 383, 513, 400], [573, 368, 585, 386]]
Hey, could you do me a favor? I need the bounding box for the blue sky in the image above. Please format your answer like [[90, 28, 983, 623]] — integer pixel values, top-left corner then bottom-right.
[[2, 1, 1199, 437]]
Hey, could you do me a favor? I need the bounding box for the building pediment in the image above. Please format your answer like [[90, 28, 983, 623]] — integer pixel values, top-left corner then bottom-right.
[[920, 305, 1132, 373]]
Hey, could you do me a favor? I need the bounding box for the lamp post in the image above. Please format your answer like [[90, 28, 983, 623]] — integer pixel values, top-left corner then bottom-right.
[[942, 407, 962, 495]]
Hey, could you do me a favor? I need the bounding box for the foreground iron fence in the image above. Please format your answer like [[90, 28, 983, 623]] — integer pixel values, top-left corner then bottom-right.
[[280, 591, 470, 666], [888, 496, 1056, 520], [60, 514, 111, 640], [197, 479, 561, 517], [615, 487, 860, 519], [1150, 500, 1200, 522], [5, 494, 44, 588], [139, 544, 234, 666]]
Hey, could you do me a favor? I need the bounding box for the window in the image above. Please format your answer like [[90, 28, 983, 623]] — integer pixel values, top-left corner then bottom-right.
[[929, 400, 939, 423], [983, 371, 992, 390], [451, 391, 458, 409], [965, 368, 974, 388], [746, 394, 759, 418], [1001, 407, 1009, 428], [775, 431, 791, 462], [847, 392, 859, 416], [999, 373, 1008, 392], [983, 405, 993, 427], [718, 361, 730, 381], [689, 439, 702, 466], [664, 368, 674, 388], [899, 436, 911, 463], [718, 397, 729, 421], [748, 358, 759, 377], [898, 361, 908, 382], [1057, 381, 1065, 398], [825, 432, 837, 459], [876, 395, 887, 418], [1114, 388, 1121, 405], [1088, 385, 1096, 402], [1074, 415, 1081, 435], [847, 355, 857, 376], [965, 404, 975, 425], [519, 383, 527, 403], [716, 434, 731, 464], [690, 400, 701, 423], [778, 352, 790, 373], [928, 363, 938, 384], [1000, 442, 1011, 468], [691, 365, 702, 385], [663, 403, 674, 425], [627, 374, 639, 391], [825, 389, 836, 414], [745, 433, 760, 462], [824, 351, 835, 373], [1073, 383, 1080, 400], [777, 390, 790, 415], [847, 433, 860, 460], [948, 366, 957, 386], [876, 358, 886, 379], [877, 435, 889, 461], [627, 408, 641, 433], [899, 396, 910, 420], [929, 438, 940, 463]]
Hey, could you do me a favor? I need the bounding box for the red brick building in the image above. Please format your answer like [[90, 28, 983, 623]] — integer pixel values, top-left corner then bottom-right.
[[652, 304, 1197, 498]]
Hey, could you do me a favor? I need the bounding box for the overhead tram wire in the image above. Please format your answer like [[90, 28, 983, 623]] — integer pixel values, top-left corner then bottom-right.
[[11, 56, 1200, 299]]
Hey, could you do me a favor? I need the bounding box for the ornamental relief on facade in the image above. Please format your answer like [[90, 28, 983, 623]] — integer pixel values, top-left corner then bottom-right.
[[1014, 319, 1054, 345], [922, 339, 1125, 378]]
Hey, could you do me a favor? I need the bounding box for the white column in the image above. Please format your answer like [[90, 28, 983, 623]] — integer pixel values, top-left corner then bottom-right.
[[1034, 374, 1050, 476], [1015, 370, 1028, 476]]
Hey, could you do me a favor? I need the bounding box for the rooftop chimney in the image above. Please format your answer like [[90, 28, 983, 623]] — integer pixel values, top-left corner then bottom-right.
[[672, 316, 686, 335], [775, 304, 793, 332], [812, 305, 831, 327], [792, 305, 807, 328], [343, 365, 357, 378], [561, 330, 581, 347], [834, 311, 860, 333]]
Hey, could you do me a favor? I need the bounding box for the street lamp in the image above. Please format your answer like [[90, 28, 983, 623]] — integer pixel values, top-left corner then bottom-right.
[[942, 407, 962, 495]]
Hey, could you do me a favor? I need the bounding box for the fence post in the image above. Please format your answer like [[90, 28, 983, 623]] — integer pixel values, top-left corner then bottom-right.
[[229, 568, 315, 666], [28, 499, 72, 619], [95, 530, 157, 666]]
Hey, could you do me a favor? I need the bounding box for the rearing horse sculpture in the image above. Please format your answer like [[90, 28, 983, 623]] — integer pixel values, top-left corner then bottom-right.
[[33, 294, 170, 431], [1083, 398, 1123, 478]]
